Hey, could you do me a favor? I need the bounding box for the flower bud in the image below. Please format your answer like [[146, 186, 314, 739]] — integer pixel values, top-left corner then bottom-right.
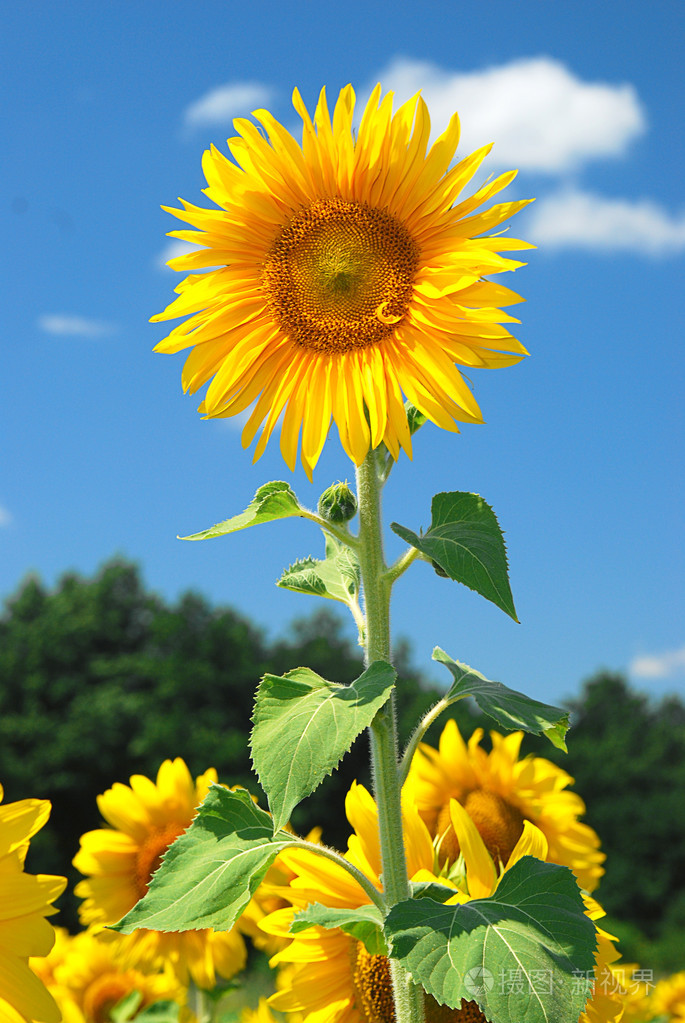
[[318, 481, 358, 523], [405, 402, 428, 436]]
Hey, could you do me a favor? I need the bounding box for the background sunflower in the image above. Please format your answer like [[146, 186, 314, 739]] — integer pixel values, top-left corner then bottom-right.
[[72, 758, 246, 989]]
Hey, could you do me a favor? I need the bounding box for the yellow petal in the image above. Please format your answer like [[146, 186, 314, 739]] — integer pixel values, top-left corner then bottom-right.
[[449, 798, 497, 898]]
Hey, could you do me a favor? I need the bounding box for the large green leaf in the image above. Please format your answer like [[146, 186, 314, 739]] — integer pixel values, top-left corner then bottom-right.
[[291, 903, 387, 954], [113, 787, 292, 933], [433, 648, 569, 751], [391, 492, 517, 620], [384, 858, 596, 1023], [278, 533, 361, 607], [180, 481, 305, 540], [251, 661, 396, 833]]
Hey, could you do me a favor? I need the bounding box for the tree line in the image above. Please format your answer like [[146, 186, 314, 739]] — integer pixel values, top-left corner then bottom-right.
[[1, 557, 683, 962]]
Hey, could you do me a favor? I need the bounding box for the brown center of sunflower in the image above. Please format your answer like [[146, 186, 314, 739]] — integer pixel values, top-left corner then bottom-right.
[[82, 972, 134, 1023], [133, 822, 186, 899], [263, 197, 419, 353], [351, 943, 489, 1023], [436, 791, 525, 869]]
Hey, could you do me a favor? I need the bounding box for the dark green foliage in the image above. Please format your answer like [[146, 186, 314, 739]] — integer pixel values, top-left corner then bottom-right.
[[521, 673, 685, 940]]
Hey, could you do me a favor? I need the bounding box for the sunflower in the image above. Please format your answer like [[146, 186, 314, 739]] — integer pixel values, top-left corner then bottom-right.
[[30, 928, 184, 1023], [153, 84, 532, 477], [0, 785, 66, 1023], [72, 758, 246, 989], [605, 963, 653, 1023], [260, 782, 618, 1023], [650, 972, 685, 1023], [403, 719, 605, 892]]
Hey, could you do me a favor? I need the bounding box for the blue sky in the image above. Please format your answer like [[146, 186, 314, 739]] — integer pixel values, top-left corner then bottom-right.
[[2, 0, 683, 707]]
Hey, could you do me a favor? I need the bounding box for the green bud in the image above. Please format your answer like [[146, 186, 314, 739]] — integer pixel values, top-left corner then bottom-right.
[[318, 481, 358, 524], [431, 559, 449, 578], [405, 402, 428, 436]]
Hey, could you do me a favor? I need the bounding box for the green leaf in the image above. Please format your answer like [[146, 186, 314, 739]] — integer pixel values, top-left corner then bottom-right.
[[277, 533, 361, 607], [113, 787, 293, 933], [409, 880, 458, 903], [134, 1003, 182, 1023], [391, 492, 518, 621], [406, 402, 428, 436], [180, 481, 305, 540], [110, 991, 143, 1023], [433, 649, 570, 751], [384, 858, 597, 1023], [291, 903, 387, 955], [251, 661, 396, 833]]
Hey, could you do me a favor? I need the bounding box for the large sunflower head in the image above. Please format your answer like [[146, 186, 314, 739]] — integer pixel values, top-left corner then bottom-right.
[[403, 719, 605, 892], [154, 84, 532, 477], [0, 785, 67, 1023], [72, 758, 246, 989]]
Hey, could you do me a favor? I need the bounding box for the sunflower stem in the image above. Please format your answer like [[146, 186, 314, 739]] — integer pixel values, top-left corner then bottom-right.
[[283, 836, 388, 913], [398, 696, 454, 787], [301, 510, 361, 550], [187, 981, 211, 1023], [384, 545, 421, 586], [355, 449, 425, 1023]]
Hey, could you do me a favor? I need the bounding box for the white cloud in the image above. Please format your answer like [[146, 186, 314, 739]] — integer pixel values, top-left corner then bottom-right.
[[630, 645, 685, 680], [155, 240, 222, 273], [183, 81, 274, 129], [215, 408, 253, 433], [156, 240, 196, 271], [0, 505, 12, 528], [526, 188, 685, 254], [37, 314, 117, 338], [370, 56, 646, 173]]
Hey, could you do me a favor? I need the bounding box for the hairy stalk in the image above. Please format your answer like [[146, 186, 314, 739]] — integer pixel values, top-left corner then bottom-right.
[[281, 835, 388, 913], [187, 981, 211, 1023], [399, 697, 452, 786], [355, 450, 425, 1023], [384, 545, 421, 586]]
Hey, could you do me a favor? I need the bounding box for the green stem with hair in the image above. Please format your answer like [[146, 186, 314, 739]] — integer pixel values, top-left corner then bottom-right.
[[187, 981, 211, 1023], [355, 449, 426, 1023]]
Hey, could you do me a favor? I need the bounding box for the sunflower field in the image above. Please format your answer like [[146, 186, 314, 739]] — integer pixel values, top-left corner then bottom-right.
[[2, 83, 683, 1023]]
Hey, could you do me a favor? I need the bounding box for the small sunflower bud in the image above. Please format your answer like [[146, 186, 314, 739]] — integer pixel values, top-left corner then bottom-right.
[[318, 481, 358, 524], [406, 402, 428, 436], [431, 559, 449, 578]]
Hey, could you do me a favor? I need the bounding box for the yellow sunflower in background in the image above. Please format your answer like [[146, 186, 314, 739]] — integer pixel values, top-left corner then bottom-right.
[[444, 802, 624, 1023], [404, 720, 605, 892], [240, 998, 283, 1023], [0, 785, 66, 1023], [72, 758, 246, 989], [154, 84, 532, 477], [30, 928, 184, 1023], [606, 962, 653, 1023], [651, 972, 685, 1023], [260, 781, 620, 1023]]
